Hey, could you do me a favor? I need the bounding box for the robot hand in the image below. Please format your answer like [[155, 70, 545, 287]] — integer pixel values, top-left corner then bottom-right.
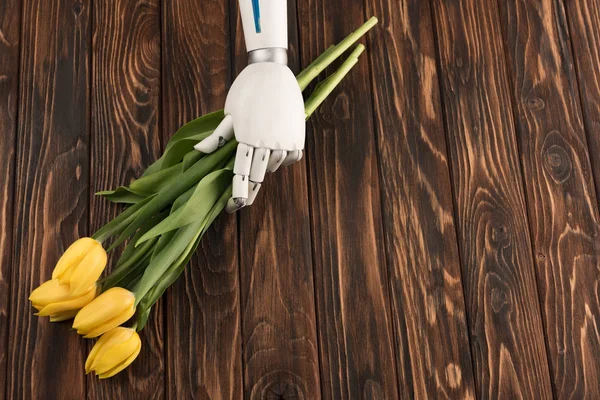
[[194, 59, 305, 213], [195, 0, 305, 213]]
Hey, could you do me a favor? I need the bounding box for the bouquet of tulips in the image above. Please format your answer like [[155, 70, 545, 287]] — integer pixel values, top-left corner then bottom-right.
[[29, 18, 378, 379]]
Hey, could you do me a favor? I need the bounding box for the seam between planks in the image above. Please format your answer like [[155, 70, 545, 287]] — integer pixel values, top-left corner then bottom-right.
[[3, 0, 24, 397], [229, 2, 246, 396], [358, 2, 404, 398], [86, 0, 93, 397], [292, 0, 327, 396], [561, 0, 600, 211], [492, 0, 560, 397], [158, 0, 168, 398], [425, 1, 480, 398]]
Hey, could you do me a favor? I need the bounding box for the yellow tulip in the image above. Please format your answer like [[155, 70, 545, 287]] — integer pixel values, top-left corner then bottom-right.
[[73, 287, 136, 338], [53, 237, 107, 296], [85, 327, 141, 378], [29, 279, 98, 321]]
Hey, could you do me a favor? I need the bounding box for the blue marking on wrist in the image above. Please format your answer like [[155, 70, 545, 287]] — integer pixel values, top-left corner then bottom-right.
[[251, 0, 262, 33]]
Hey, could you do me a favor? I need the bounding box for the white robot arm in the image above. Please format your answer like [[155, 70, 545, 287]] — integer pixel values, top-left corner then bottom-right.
[[239, 0, 287, 51], [195, 0, 306, 213]]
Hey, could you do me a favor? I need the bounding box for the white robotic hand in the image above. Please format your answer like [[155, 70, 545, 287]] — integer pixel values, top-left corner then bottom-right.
[[194, 61, 305, 212], [194, 0, 306, 213]]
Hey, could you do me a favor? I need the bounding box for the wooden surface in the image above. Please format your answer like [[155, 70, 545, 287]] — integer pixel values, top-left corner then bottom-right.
[[2, 0, 600, 399]]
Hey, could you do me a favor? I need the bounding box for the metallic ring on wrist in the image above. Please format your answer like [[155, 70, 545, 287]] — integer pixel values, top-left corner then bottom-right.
[[248, 48, 288, 65]]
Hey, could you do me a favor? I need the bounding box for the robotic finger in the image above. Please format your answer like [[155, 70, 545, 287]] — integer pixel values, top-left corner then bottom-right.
[[194, 115, 234, 153], [247, 148, 270, 206], [267, 149, 287, 173], [281, 149, 303, 167], [225, 143, 254, 213]]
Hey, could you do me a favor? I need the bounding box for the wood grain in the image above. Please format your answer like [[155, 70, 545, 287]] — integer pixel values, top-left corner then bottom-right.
[[89, 0, 163, 397], [497, 0, 600, 397], [297, 1, 399, 397], [430, 0, 554, 397], [6, 0, 90, 398], [0, 0, 20, 394], [162, 0, 243, 398], [363, 0, 477, 398], [232, 1, 322, 398], [565, 0, 600, 212]]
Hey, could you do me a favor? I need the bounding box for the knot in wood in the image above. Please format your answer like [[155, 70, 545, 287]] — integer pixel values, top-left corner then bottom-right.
[[332, 92, 350, 120], [526, 96, 545, 110], [491, 287, 509, 313], [491, 224, 510, 245], [264, 381, 302, 399], [72, 1, 83, 15], [542, 131, 572, 184]]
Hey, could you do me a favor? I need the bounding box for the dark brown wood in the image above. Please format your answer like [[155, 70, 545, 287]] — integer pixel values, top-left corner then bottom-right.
[[8, 0, 600, 396], [297, 1, 399, 397], [89, 0, 163, 397], [0, 0, 20, 393], [162, 1, 243, 398], [430, 0, 554, 397], [232, 1, 322, 398], [497, 0, 600, 397], [7, 0, 90, 398], [566, 0, 600, 212], [363, 0, 477, 398]]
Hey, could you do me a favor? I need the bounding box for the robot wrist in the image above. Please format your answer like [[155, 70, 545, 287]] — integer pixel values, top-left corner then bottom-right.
[[248, 48, 288, 66]]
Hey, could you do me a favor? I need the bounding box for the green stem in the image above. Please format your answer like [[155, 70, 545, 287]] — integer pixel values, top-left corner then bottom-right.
[[296, 17, 377, 90], [304, 44, 366, 118]]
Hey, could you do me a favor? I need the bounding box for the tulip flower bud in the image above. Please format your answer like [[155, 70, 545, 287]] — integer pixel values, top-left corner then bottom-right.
[[53, 238, 107, 296], [85, 327, 141, 378], [29, 279, 98, 321], [73, 287, 136, 338]]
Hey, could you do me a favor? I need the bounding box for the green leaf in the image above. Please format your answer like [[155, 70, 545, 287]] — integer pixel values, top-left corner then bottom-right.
[[96, 187, 147, 204], [133, 218, 204, 304], [141, 155, 164, 178], [164, 110, 224, 151], [149, 183, 198, 260], [92, 195, 156, 244], [134, 110, 223, 182], [137, 169, 232, 244], [135, 186, 231, 330], [158, 111, 224, 170], [102, 246, 154, 291], [129, 163, 183, 195], [109, 140, 237, 251], [117, 252, 153, 291], [182, 149, 204, 171], [112, 212, 166, 270]]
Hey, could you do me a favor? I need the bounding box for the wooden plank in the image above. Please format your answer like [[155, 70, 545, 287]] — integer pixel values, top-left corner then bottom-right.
[[429, 0, 554, 397], [162, 0, 243, 398], [231, 1, 322, 398], [6, 0, 90, 398], [0, 0, 20, 392], [363, 0, 476, 398], [566, 0, 600, 210], [497, 0, 600, 397], [88, 0, 163, 396], [297, 1, 399, 397]]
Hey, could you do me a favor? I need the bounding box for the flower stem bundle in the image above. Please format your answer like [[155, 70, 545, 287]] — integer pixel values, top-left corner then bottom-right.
[[29, 17, 378, 378]]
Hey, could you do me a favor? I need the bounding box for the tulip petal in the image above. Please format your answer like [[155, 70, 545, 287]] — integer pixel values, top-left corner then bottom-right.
[[37, 286, 97, 317], [97, 341, 141, 379], [86, 328, 133, 372], [73, 288, 135, 335], [49, 309, 79, 322], [52, 238, 98, 280], [70, 245, 107, 296], [93, 333, 141, 374], [81, 307, 135, 338], [29, 279, 71, 308]]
